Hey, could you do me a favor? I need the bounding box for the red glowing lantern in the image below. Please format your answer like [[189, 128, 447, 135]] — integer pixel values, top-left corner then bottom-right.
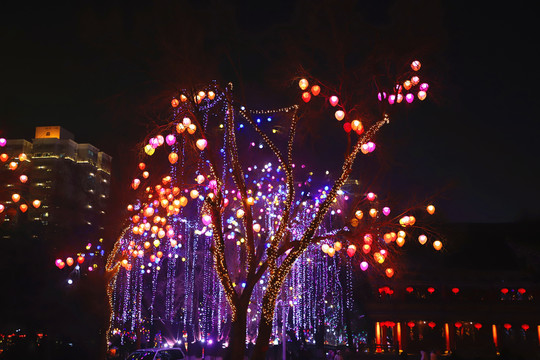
[[501, 288, 509, 294], [518, 288, 526, 294], [428, 322, 436, 329], [474, 323, 482, 330], [19, 204, 28, 212], [452, 287, 460, 294], [329, 95, 339, 107], [0, 153, 8, 162], [407, 321, 415, 328], [406, 287, 414, 293], [455, 322, 462, 328], [9, 162, 18, 170], [302, 92, 311, 103], [346, 245, 356, 257], [138, 162, 146, 170], [522, 324, 529, 331], [503, 323, 512, 330], [385, 268, 395, 278], [77, 256, 85, 264], [311, 85, 320, 96], [427, 287, 435, 294], [343, 122, 351, 133]]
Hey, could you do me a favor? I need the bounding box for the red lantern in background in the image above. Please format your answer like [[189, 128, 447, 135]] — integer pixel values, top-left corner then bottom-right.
[[408, 321, 415, 328], [455, 322, 462, 328], [522, 324, 529, 331], [503, 323, 512, 330], [518, 288, 526, 294], [406, 287, 414, 293], [428, 322, 436, 329], [452, 287, 460, 294], [474, 323, 482, 330], [343, 122, 351, 133], [501, 288, 509, 294], [302, 92, 311, 103], [427, 287, 435, 294]]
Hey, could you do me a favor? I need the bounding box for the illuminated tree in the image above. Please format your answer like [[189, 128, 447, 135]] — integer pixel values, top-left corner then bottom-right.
[[104, 60, 439, 359]]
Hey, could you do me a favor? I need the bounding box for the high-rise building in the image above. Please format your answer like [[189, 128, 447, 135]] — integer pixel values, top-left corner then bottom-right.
[[0, 125, 111, 256]]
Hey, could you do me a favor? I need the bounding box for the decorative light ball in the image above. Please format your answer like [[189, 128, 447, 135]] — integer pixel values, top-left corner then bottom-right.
[[474, 323, 482, 330], [360, 144, 370, 154], [0, 153, 8, 162], [351, 120, 361, 131], [298, 78, 309, 90], [374, 252, 385, 264], [236, 209, 245, 218], [397, 230, 406, 238], [350, 218, 359, 227], [419, 83, 429, 92], [403, 80, 412, 90], [171, 98, 179, 108], [329, 95, 339, 107], [198, 91, 206, 100], [346, 245, 356, 257], [165, 134, 176, 146], [411, 76, 420, 85], [418, 90, 427, 101], [382, 207, 391, 216], [18, 175, 28, 184], [55, 259, 65, 269], [19, 153, 27, 162], [343, 122, 351, 133], [66, 257, 74, 267], [396, 94, 403, 103], [176, 123, 186, 133], [378, 92, 387, 101], [334, 110, 345, 121], [388, 95, 396, 105], [383, 233, 393, 244], [0, 138, 6, 147], [369, 208, 378, 218], [196, 139, 207, 151], [0, 204, 5, 213], [362, 244, 371, 254], [144, 145, 155, 156], [428, 322, 436, 329], [138, 162, 146, 170], [411, 60, 421, 71], [396, 237, 405, 247], [144, 207, 154, 217], [426, 204, 435, 214], [77, 256, 85, 264], [168, 152, 178, 164], [202, 214, 212, 226], [179, 196, 188, 207], [246, 197, 255, 205], [385, 268, 394, 278], [19, 204, 28, 212], [12, 193, 20, 202], [187, 124, 197, 134], [418, 234, 428, 245], [153, 239, 161, 248], [366, 192, 376, 201], [452, 287, 460, 294], [32, 199, 41, 208], [367, 142, 376, 152], [363, 233, 373, 244], [355, 210, 363, 219], [182, 117, 192, 126], [311, 85, 321, 96], [179, 94, 187, 103], [327, 247, 335, 257], [333, 241, 342, 251], [190, 189, 199, 199], [9, 162, 18, 170], [208, 91, 216, 100], [321, 243, 330, 253], [195, 174, 205, 184], [302, 92, 311, 103], [142, 171, 149, 179], [405, 93, 414, 103], [360, 261, 369, 271], [433, 240, 443, 251]]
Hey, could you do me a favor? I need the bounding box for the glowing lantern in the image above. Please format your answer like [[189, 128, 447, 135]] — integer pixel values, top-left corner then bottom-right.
[[246, 197, 255, 205], [142, 171, 150, 179], [522, 324, 529, 331], [367, 142, 376, 153], [362, 244, 371, 254], [298, 78, 309, 90], [236, 209, 245, 218], [77, 256, 84, 264], [0, 205, 4, 213], [388, 95, 396, 105], [351, 119, 362, 132], [343, 122, 351, 133], [9, 162, 18, 170], [403, 80, 412, 90], [19, 204, 28, 212], [329, 95, 339, 107], [19, 175, 28, 183], [418, 90, 427, 101], [333, 241, 342, 251], [138, 162, 146, 170], [385, 268, 394, 278], [180, 94, 187, 102], [346, 245, 356, 257], [55, 259, 65, 269], [360, 143, 370, 154], [144, 145, 155, 156], [144, 241, 151, 249], [399, 216, 410, 226], [0, 138, 5, 146], [418, 234, 428, 245], [196, 139, 207, 151], [406, 287, 414, 293], [455, 322, 462, 328], [427, 287, 435, 294], [428, 322, 436, 329], [179, 196, 188, 207], [12, 193, 20, 202], [302, 92, 311, 103], [171, 98, 179, 107], [166, 134, 176, 146], [518, 288, 526, 295], [377, 92, 386, 101], [369, 208, 377, 218], [187, 124, 197, 134], [198, 91, 206, 100], [366, 192, 376, 201], [411, 60, 421, 71], [0, 153, 8, 162], [189, 189, 199, 199], [408, 321, 415, 328], [183, 117, 192, 126], [19, 153, 27, 162], [374, 252, 384, 264], [360, 235, 371, 246], [405, 93, 414, 103], [327, 247, 335, 257], [355, 210, 363, 219], [360, 261, 369, 271], [419, 83, 429, 92], [411, 76, 420, 85], [321, 243, 330, 253], [153, 239, 160, 247], [32, 200, 41, 208], [334, 110, 345, 121], [66, 257, 74, 266], [433, 240, 442, 251], [426, 205, 435, 215], [168, 152, 178, 164], [350, 218, 359, 227], [396, 237, 405, 247], [397, 230, 406, 238], [383, 233, 393, 244], [253, 223, 261, 232], [176, 123, 186, 133], [158, 229, 166, 238], [200, 214, 211, 226], [503, 323, 512, 330], [396, 93, 403, 103], [452, 287, 460, 294], [311, 85, 320, 96], [382, 207, 391, 216], [501, 288, 509, 294], [144, 207, 154, 217], [132, 179, 141, 190]]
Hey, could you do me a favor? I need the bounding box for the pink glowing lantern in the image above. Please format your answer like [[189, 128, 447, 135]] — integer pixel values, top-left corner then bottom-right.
[[418, 234, 428, 245], [367, 142, 376, 152], [405, 93, 414, 103], [419, 83, 429, 92], [329, 95, 339, 107], [366, 192, 376, 201], [55, 259, 65, 269], [377, 92, 387, 101], [388, 94, 396, 104], [0, 205, 4, 213], [0, 138, 6, 147], [360, 261, 369, 271], [19, 175, 28, 183], [382, 207, 391, 216], [166, 134, 176, 146]]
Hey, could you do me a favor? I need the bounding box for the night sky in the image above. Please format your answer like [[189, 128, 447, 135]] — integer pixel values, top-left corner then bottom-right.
[[1, 0, 539, 224]]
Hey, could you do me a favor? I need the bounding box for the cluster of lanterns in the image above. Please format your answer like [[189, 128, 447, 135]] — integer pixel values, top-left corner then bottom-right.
[[144, 117, 207, 159], [378, 60, 430, 104], [0, 138, 42, 216]]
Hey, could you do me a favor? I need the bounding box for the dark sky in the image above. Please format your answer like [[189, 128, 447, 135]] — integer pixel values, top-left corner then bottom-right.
[[1, 0, 538, 224]]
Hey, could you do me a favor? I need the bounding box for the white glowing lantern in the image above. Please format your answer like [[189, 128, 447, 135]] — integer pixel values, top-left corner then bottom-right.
[[361, 143, 370, 154], [334, 110, 345, 121], [299, 78, 309, 90], [418, 234, 428, 245], [253, 223, 261, 232], [355, 210, 363, 219], [418, 90, 427, 101], [327, 247, 335, 257], [196, 139, 207, 151], [236, 209, 245, 218], [196, 174, 205, 184], [321, 243, 330, 253]]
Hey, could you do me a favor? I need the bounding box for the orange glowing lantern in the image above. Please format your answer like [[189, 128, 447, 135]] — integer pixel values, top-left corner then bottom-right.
[[418, 234, 428, 245], [19, 204, 28, 212], [66, 257, 74, 266], [321, 243, 330, 253], [12, 193, 21, 202], [19, 175, 28, 183], [311, 85, 320, 96], [9, 162, 18, 170], [355, 210, 363, 219], [385, 268, 394, 278], [208, 91, 215, 100], [333, 241, 342, 251], [334, 110, 345, 121], [32, 200, 41, 208], [171, 98, 179, 108], [396, 237, 405, 247], [190, 189, 199, 199], [433, 240, 443, 251], [132, 179, 141, 190], [187, 124, 197, 134], [369, 208, 377, 218], [411, 60, 421, 71], [298, 78, 309, 90], [0, 153, 8, 162], [18, 153, 27, 162], [327, 247, 335, 257], [196, 139, 207, 151], [168, 152, 178, 164], [362, 244, 371, 254]]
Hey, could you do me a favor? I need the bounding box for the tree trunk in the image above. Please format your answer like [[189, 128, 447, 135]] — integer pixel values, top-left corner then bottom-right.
[[250, 296, 276, 360], [226, 303, 248, 360]]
